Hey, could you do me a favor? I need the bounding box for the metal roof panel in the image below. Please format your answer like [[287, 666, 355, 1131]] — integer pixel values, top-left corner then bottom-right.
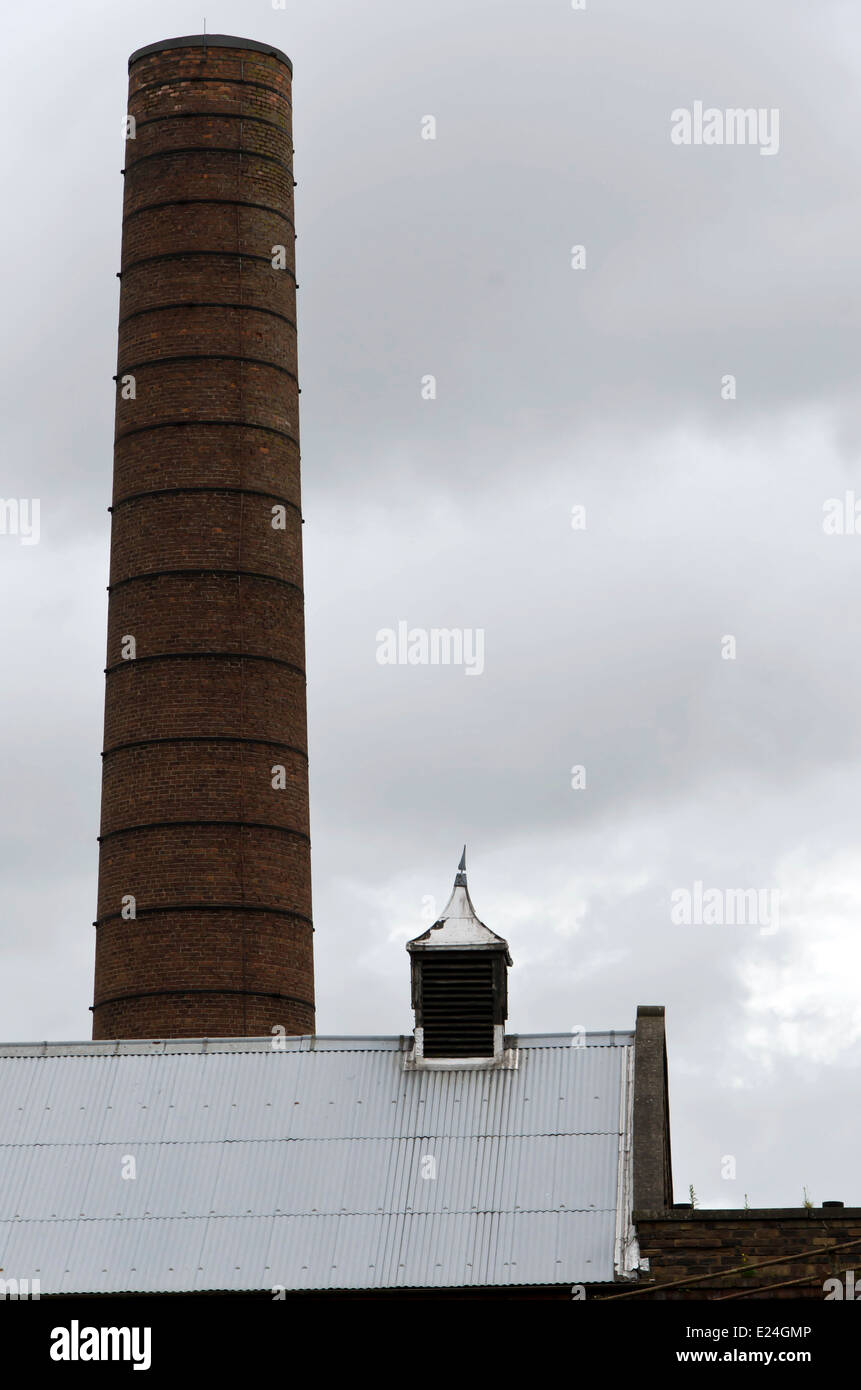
[[0, 1034, 634, 1291]]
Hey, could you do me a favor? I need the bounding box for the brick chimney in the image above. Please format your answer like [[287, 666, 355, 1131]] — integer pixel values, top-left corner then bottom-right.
[[92, 35, 314, 1039]]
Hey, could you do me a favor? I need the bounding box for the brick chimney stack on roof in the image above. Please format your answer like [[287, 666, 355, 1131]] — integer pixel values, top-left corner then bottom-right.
[[92, 35, 314, 1039]]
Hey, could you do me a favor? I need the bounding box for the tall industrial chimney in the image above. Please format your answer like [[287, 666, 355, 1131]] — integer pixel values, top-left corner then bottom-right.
[[92, 35, 314, 1039]]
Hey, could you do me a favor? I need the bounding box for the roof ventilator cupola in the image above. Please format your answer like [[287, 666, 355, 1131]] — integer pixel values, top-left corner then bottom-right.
[[406, 849, 513, 1068]]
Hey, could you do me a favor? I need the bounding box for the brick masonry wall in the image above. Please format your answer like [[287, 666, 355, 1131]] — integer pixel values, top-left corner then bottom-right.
[[92, 39, 314, 1040], [632, 1209, 861, 1300]]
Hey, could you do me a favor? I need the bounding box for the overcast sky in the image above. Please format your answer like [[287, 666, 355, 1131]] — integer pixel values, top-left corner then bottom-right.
[[2, 0, 861, 1208]]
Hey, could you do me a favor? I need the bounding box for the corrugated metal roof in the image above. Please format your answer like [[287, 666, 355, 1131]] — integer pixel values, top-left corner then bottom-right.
[[0, 1033, 636, 1293]]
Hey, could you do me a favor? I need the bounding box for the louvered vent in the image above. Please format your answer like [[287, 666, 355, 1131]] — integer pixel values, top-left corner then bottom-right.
[[420, 951, 496, 1057]]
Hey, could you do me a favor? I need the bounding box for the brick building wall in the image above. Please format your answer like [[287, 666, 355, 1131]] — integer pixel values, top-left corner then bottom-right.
[[92, 36, 314, 1040], [630, 1209, 861, 1300], [626, 1013, 861, 1302]]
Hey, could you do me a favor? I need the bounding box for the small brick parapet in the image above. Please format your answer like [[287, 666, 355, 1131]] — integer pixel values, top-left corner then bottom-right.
[[628, 1208, 861, 1300]]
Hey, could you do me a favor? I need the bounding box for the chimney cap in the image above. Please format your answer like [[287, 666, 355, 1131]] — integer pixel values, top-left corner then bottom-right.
[[129, 35, 292, 72]]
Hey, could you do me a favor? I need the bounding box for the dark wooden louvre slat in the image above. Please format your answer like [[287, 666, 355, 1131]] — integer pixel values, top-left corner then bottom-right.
[[420, 953, 495, 1058]]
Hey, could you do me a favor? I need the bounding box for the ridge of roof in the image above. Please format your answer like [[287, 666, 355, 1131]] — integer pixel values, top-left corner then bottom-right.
[[0, 1031, 634, 1058]]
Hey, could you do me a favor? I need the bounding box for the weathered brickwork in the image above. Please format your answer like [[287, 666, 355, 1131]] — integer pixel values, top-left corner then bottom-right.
[[113, 424, 300, 506], [632, 1209, 861, 1300], [92, 37, 314, 1040]]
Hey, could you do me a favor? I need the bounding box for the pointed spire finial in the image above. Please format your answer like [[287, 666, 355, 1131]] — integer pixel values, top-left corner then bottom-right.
[[454, 845, 467, 887]]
